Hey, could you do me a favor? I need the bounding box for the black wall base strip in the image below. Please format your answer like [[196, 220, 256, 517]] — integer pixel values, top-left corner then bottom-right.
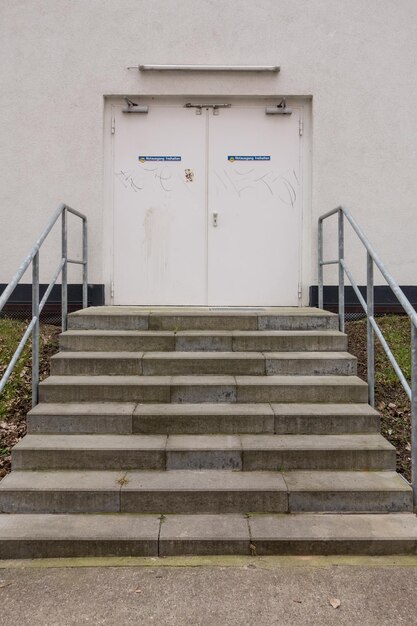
[[309, 285, 417, 313], [0, 284, 105, 322], [1, 283, 415, 317]]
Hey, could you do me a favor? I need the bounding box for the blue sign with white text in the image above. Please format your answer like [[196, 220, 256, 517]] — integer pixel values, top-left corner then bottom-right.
[[138, 156, 181, 162], [228, 156, 271, 162]]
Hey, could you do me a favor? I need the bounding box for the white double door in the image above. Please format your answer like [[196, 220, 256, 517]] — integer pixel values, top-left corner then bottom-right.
[[113, 103, 301, 305]]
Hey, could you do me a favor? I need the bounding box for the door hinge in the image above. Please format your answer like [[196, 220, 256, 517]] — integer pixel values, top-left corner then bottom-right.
[[111, 117, 115, 134], [298, 282, 302, 299], [110, 281, 115, 298], [299, 118, 303, 136]]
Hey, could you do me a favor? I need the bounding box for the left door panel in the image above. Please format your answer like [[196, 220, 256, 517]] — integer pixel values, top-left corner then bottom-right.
[[113, 106, 207, 305]]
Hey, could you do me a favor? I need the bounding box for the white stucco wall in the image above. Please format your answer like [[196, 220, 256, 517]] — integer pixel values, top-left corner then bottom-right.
[[1, 0, 416, 296]]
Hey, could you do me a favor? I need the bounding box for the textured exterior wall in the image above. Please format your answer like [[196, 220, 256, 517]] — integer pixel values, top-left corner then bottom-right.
[[1, 0, 416, 295]]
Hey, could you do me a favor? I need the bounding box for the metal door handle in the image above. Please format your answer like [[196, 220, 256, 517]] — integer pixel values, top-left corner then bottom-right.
[[212, 212, 218, 227]]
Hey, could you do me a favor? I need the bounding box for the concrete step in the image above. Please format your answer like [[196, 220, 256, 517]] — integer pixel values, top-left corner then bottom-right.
[[0, 513, 162, 558], [160, 513, 417, 556], [27, 402, 136, 434], [231, 331, 347, 353], [38, 375, 368, 403], [13, 434, 168, 471], [1, 512, 417, 558], [26, 402, 380, 436], [284, 470, 412, 512], [134, 403, 379, 435], [67, 306, 339, 331], [59, 329, 348, 353], [12, 433, 395, 471], [60, 330, 175, 352], [27, 402, 275, 434], [50, 351, 356, 377], [0, 470, 409, 514], [238, 433, 395, 470], [247, 513, 417, 556], [0, 471, 123, 513], [51, 352, 145, 376], [234, 375, 367, 403], [271, 403, 380, 434], [166, 434, 395, 471], [0, 470, 288, 513], [264, 352, 356, 375]]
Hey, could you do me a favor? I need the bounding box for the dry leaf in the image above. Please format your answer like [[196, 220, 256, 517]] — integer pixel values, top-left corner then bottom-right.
[[329, 598, 341, 609], [116, 473, 129, 487], [134, 586, 142, 594]]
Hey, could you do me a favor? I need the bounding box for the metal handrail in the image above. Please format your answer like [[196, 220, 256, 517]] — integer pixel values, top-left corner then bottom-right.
[[0, 203, 88, 406], [318, 205, 417, 507]]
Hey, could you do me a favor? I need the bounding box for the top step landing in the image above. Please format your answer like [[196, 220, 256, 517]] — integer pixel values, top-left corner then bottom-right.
[[68, 307, 339, 332]]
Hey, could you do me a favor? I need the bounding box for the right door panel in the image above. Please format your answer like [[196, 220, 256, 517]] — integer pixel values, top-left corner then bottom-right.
[[207, 106, 301, 306]]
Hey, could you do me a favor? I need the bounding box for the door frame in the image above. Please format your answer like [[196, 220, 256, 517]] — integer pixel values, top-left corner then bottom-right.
[[103, 95, 312, 307]]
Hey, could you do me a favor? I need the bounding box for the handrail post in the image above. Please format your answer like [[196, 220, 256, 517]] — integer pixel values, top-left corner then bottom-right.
[[61, 207, 68, 331], [82, 218, 88, 308], [318, 219, 323, 309], [412, 322, 417, 510], [367, 252, 375, 406], [318, 204, 417, 509], [338, 208, 345, 332], [32, 252, 39, 407], [0, 203, 88, 409]]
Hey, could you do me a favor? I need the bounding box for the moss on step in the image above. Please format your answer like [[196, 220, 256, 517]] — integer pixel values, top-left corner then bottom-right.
[[2, 554, 417, 570]]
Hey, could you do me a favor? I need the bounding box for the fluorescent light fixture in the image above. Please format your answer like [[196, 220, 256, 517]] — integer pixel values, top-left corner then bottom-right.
[[136, 64, 280, 72]]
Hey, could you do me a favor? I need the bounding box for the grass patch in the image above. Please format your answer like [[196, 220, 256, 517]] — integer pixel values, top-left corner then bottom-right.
[[346, 314, 412, 481], [373, 316, 411, 385], [0, 318, 32, 420], [0, 318, 59, 479]]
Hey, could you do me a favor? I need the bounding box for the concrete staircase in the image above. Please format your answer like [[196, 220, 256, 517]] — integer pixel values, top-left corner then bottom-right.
[[0, 306, 416, 558]]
